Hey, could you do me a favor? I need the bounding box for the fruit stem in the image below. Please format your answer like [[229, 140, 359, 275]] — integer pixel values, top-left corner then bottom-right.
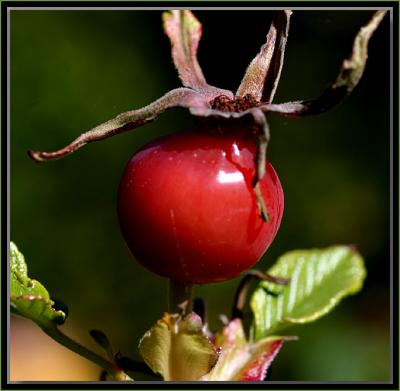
[[168, 279, 193, 314]]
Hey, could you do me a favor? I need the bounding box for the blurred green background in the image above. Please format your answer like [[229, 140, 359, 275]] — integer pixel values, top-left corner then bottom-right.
[[10, 10, 391, 381]]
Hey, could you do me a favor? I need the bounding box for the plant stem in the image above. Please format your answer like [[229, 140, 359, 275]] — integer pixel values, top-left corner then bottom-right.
[[168, 279, 193, 313], [42, 325, 131, 381], [232, 269, 290, 320]]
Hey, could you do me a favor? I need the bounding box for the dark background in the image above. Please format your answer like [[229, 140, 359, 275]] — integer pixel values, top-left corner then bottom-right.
[[10, 9, 391, 381]]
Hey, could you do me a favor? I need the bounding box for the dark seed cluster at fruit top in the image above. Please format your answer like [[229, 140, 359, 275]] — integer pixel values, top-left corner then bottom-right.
[[210, 94, 260, 113]]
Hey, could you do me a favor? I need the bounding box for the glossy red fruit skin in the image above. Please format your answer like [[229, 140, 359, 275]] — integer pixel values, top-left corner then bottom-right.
[[117, 130, 284, 284]]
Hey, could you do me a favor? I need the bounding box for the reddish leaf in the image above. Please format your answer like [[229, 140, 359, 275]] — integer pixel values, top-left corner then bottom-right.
[[201, 318, 292, 381], [237, 338, 283, 381]]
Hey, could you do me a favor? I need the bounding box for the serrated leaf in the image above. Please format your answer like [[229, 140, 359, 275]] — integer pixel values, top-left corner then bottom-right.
[[250, 246, 366, 339], [139, 312, 218, 381], [201, 319, 288, 381], [10, 242, 66, 328]]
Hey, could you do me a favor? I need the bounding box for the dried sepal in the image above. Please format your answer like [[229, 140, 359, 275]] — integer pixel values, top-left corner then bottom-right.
[[334, 10, 387, 90], [261, 10, 292, 103], [250, 109, 270, 222], [163, 10, 208, 91], [235, 20, 277, 101], [28, 10, 387, 164], [236, 10, 292, 103], [259, 10, 387, 117], [28, 87, 219, 163], [253, 183, 269, 222]]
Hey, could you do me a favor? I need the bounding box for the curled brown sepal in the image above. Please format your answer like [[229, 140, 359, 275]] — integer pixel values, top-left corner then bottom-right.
[[162, 10, 233, 98], [250, 109, 271, 222], [28, 10, 236, 163], [28, 87, 231, 163], [259, 10, 388, 117], [236, 10, 292, 103], [163, 10, 208, 91]]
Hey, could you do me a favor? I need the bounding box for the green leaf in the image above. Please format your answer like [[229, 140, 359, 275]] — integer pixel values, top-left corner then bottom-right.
[[201, 318, 290, 381], [250, 245, 366, 339], [10, 242, 66, 328], [138, 312, 218, 381]]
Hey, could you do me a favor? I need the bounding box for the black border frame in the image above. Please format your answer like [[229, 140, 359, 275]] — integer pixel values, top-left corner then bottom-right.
[[2, 1, 399, 390]]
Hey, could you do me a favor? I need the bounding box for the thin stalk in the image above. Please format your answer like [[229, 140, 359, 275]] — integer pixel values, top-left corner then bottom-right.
[[232, 269, 290, 320], [42, 325, 130, 381], [168, 279, 193, 314]]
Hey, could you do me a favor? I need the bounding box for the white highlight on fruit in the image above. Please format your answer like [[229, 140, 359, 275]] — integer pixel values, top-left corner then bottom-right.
[[232, 143, 240, 156], [217, 170, 243, 184]]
